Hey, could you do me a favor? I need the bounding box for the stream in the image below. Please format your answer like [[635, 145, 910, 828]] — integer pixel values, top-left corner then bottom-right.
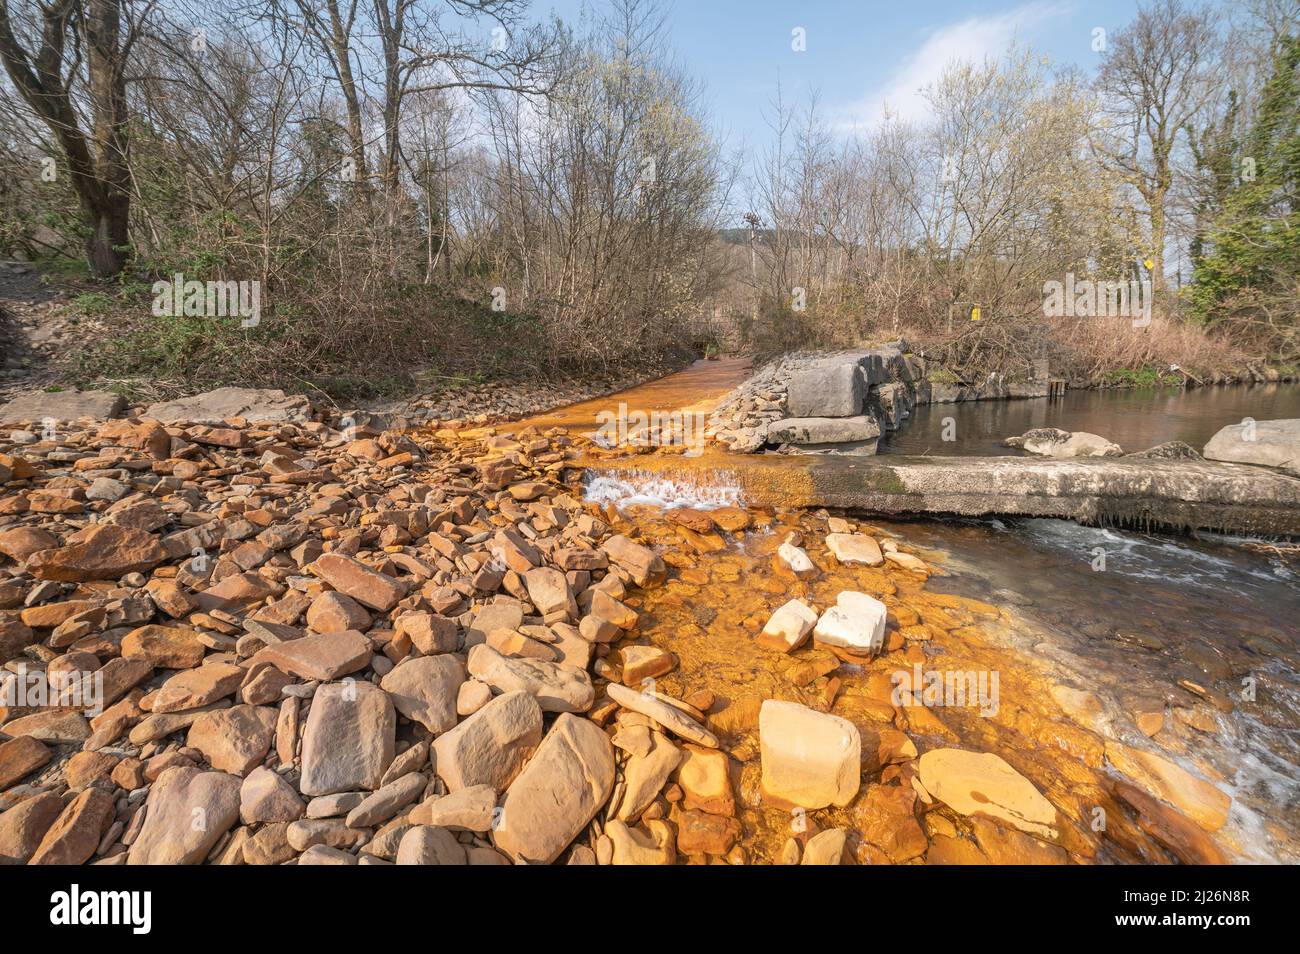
[[545, 363, 1299, 863]]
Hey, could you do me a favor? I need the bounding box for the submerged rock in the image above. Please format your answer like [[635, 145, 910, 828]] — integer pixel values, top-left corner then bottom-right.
[[1005, 427, 1122, 458]]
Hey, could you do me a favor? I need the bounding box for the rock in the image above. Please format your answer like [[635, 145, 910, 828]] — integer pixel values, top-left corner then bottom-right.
[[917, 748, 1057, 838], [186, 705, 278, 775], [676, 809, 739, 856], [616, 731, 682, 821], [0, 790, 64, 863], [298, 844, 357, 865], [618, 645, 676, 686], [151, 663, 244, 713], [1203, 418, 1300, 471], [825, 533, 884, 566], [757, 598, 819, 653], [396, 612, 459, 654], [433, 690, 542, 792], [144, 387, 310, 425], [0, 389, 125, 423], [466, 643, 594, 713], [0, 526, 58, 563], [494, 713, 615, 864], [128, 766, 242, 864], [306, 591, 371, 633], [0, 735, 51, 789], [410, 784, 498, 830], [605, 818, 676, 864], [775, 542, 817, 579], [813, 591, 887, 656], [28, 787, 115, 865], [599, 534, 666, 587], [970, 816, 1066, 865], [312, 553, 407, 612], [252, 629, 371, 682], [676, 745, 734, 815], [121, 624, 206, 669], [1104, 741, 1230, 832], [1005, 427, 1122, 458], [853, 783, 927, 862], [786, 361, 864, 418], [800, 827, 848, 865], [767, 415, 879, 445], [605, 683, 718, 748], [523, 566, 576, 618], [27, 524, 167, 581], [299, 682, 395, 796], [1112, 780, 1227, 864], [760, 700, 861, 809], [346, 772, 426, 828], [380, 655, 464, 733], [240, 766, 305, 824], [396, 825, 467, 865]]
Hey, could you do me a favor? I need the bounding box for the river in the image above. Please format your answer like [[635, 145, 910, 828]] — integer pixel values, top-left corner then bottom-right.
[[556, 365, 1299, 863], [881, 382, 1300, 457]]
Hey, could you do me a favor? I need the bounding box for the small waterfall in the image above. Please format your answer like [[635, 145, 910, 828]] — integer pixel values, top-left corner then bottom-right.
[[581, 468, 744, 510]]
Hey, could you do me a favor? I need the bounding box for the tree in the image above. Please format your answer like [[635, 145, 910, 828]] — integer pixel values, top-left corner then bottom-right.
[[0, 0, 151, 276], [1093, 0, 1219, 293]]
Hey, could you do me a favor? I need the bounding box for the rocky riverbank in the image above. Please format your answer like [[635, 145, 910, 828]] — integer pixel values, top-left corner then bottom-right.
[[0, 383, 1246, 865]]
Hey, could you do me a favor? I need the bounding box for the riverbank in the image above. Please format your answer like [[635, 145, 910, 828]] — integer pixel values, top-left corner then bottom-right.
[[2, 359, 1285, 865]]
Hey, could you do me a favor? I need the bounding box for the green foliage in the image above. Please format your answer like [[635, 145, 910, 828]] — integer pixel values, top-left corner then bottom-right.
[[1189, 34, 1300, 350]]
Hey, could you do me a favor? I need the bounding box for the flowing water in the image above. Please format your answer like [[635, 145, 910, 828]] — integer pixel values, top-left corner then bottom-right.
[[526, 362, 1299, 862]]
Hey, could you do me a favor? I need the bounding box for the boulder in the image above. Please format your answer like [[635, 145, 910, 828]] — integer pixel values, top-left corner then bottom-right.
[[825, 532, 884, 566], [813, 591, 887, 656], [917, 748, 1058, 838], [128, 766, 241, 864], [299, 682, 395, 796], [1203, 418, 1300, 472], [756, 599, 818, 653], [432, 690, 542, 792], [767, 415, 880, 446], [1004, 427, 1122, 458], [493, 712, 616, 864], [466, 643, 594, 713], [786, 361, 864, 418], [380, 654, 464, 733], [759, 700, 861, 809], [0, 389, 125, 424], [144, 387, 311, 425], [27, 524, 167, 582]]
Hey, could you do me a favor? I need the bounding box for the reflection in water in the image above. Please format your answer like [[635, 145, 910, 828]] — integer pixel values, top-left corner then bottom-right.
[[883, 383, 1300, 456]]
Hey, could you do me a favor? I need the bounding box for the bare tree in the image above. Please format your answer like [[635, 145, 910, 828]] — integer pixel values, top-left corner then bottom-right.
[[1093, 0, 1220, 293]]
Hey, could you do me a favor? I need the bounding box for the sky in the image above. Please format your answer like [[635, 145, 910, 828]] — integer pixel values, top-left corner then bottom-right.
[[532, 0, 1145, 149]]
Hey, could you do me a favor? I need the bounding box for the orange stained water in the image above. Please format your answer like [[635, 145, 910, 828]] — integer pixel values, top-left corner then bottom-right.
[[500, 355, 1287, 864], [502, 356, 752, 436], [604, 503, 1143, 864]]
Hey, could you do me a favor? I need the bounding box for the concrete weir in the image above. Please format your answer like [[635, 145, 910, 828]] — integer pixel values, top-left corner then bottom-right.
[[588, 453, 1300, 537]]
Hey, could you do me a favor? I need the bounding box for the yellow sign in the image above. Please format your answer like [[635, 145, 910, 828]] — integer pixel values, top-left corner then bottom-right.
[[970, 305, 981, 321], [1143, 258, 1154, 270]]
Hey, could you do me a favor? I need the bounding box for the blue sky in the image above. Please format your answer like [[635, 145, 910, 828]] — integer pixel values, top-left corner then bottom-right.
[[532, 0, 1144, 148]]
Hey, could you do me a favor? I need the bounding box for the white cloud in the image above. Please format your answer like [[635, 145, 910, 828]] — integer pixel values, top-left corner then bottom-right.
[[834, 0, 1076, 132]]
